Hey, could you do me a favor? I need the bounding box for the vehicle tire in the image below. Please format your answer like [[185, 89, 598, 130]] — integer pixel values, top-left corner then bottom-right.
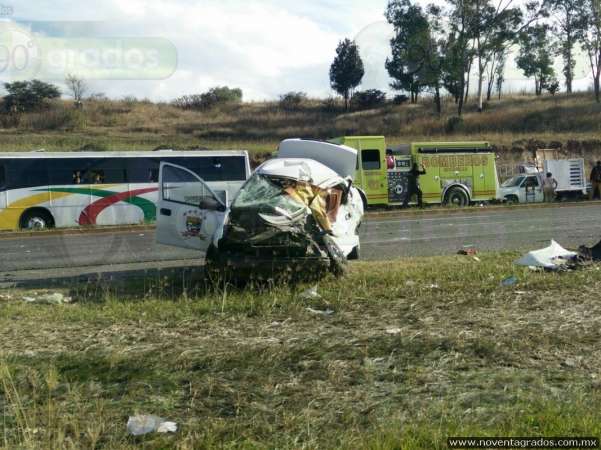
[[505, 195, 519, 205], [348, 245, 360, 260], [444, 187, 470, 207], [323, 234, 348, 277], [19, 208, 55, 230]]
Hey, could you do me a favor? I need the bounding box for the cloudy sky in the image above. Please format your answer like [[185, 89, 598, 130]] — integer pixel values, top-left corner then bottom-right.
[[4, 0, 594, 101]]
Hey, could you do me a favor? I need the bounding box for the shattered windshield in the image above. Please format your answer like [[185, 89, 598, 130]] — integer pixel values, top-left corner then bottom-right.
[[501, 176, 525, 188], [232, 174, 307, 215]]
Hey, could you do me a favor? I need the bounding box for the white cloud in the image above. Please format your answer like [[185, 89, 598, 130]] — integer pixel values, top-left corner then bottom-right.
[[10, 0, 390, 100]]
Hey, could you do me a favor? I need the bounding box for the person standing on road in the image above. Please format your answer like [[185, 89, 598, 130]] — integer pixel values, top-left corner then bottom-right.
[[542, 172, 558, 203], [590, 161, 601, 200], [403, 162, 426, 208]]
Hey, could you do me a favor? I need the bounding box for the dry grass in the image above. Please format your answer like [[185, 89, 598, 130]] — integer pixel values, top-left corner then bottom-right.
[[1, 253, 601, 448], [1, 93, 601, 163]]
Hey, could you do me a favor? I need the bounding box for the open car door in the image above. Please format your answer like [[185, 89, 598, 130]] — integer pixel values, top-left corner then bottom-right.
[[156, 162, 227, 252]]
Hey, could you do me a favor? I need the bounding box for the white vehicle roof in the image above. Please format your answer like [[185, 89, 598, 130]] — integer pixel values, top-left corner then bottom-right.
[[277, 139, 357, 180], [0, 150, 249, 159], [257, 158, 341, 186]]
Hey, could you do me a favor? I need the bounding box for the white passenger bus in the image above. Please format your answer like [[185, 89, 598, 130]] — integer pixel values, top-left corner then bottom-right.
[[0, 150, 251, 231]]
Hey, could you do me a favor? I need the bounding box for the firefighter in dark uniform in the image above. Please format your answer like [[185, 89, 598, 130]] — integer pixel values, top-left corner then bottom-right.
[[403, 162, 426, 208]]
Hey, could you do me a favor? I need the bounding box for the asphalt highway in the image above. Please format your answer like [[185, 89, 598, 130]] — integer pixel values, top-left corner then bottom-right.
[[1, 203, 600, 284]]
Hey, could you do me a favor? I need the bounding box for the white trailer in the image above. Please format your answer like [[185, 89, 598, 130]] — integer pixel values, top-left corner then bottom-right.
[[542, 158, 587, 196]]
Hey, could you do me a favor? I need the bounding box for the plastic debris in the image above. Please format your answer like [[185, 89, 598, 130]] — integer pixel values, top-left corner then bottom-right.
[[514, 240, 577, 270], [578, 240, 601, 261], [501, 276, 518, 287], [299, 285, 322, 300], [0, 293, 12, 301], [458, 246, 478, 256], [127, 415, 177, 436], [385, 327, 402, 335], [22, 292, 71, 304], [473, 256, 481, 262], [306, 307, 335, 316]]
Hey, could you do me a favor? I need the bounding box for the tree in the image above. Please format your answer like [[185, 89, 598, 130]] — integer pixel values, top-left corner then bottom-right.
[[552, 0, 586, 93], [385, 0, 433, 104], [578, 0, 601, 101], [329, 39, 365, 110], [476, 2, 522, 111], [494, 51, 507, 99], [65, 74, 87, 108], [516, 24, 557, 95], [2, 80, 60, 112]]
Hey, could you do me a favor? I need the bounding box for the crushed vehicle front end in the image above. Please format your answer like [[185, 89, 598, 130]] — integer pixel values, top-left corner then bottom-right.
[[206, 158, 363, 279]]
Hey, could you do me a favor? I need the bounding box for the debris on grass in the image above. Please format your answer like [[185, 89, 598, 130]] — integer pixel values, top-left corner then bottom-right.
[[299, 285, 321, 300], [515, 240, 577, 270], [458, 246, 478, 256], [501, 276, 518, 287], [578, 239, 601, 261], [127, 415, 177, 436], [306, 307, 334, 316], [0, 293, 12, 301], [385, 327, 402, 335], [22, 292, 72, 304]]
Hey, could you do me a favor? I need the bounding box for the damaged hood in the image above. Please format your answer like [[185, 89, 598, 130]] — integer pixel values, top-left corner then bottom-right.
[[256, 158, 344, 187], [277, 139, 357, 180]]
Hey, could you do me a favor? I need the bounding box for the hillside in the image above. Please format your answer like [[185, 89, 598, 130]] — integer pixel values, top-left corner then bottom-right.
[[1, 93, 601, 165]]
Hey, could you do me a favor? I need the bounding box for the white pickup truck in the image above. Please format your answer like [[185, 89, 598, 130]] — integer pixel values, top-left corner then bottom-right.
[[500, 158, 587, 203]]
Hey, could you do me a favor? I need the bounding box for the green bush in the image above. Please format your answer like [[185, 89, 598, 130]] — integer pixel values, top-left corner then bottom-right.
[[173, 86, 243, 110], [445, 116, 464, 133], [351, 89, 386, 110], [279, 91, 307, 111]]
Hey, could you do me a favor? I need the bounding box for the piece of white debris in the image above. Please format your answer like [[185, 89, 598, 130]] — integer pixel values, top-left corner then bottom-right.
[[405, 280, 416, 287], [385, 327, 402, 335], [515, 240, 577, 270], [127, 415, 177, 436], [22, 292, 71, 304], [0, 293, 13, 300], [306, 307, 334, 316], [299, 285, 321, 300]]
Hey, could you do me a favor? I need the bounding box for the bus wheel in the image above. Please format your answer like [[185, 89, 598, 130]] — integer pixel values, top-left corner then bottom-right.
[[20, 209, 55, 230], [444, 187, 470, 207]]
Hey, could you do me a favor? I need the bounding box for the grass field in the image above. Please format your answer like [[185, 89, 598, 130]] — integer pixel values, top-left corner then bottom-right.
[[1, 253, 600, 449], [1, 93, 601, 165]]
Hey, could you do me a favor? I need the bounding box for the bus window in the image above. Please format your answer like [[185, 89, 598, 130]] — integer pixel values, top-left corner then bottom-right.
[[361, 150, 381, 170], [126, 158, 160, 184], [48, 159, 88, 185], [86, 159, 127, 184], [7, 159, 50, 189], [165, 156, 247, 182], [0, 164, 5, 191]]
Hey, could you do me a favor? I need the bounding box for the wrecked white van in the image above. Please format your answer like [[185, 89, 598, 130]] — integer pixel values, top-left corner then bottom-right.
[[156, 140, 364, 278]]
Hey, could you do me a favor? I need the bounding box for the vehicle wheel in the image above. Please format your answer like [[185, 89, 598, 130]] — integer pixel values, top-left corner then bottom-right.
[[19, 209, 54, 230], [444, 187, 470, 207], [323, 235, 348, 277], [505, 195, 519, 205], [348, 245, 360, 260]]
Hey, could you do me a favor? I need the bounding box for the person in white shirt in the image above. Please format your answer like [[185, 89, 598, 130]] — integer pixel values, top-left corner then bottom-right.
[[542, 172, 558, 203]]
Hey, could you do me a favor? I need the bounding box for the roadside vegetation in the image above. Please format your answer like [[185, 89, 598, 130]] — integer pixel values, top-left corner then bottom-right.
[[1, 92, 601, 164], [1, 253, 600, 448]]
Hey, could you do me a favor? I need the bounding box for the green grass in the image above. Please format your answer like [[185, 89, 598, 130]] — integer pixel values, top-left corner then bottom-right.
[[1, 253, 601, 448]]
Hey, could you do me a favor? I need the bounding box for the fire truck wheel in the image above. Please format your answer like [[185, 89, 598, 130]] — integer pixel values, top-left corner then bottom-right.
[[444, 187, 470, 207]]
